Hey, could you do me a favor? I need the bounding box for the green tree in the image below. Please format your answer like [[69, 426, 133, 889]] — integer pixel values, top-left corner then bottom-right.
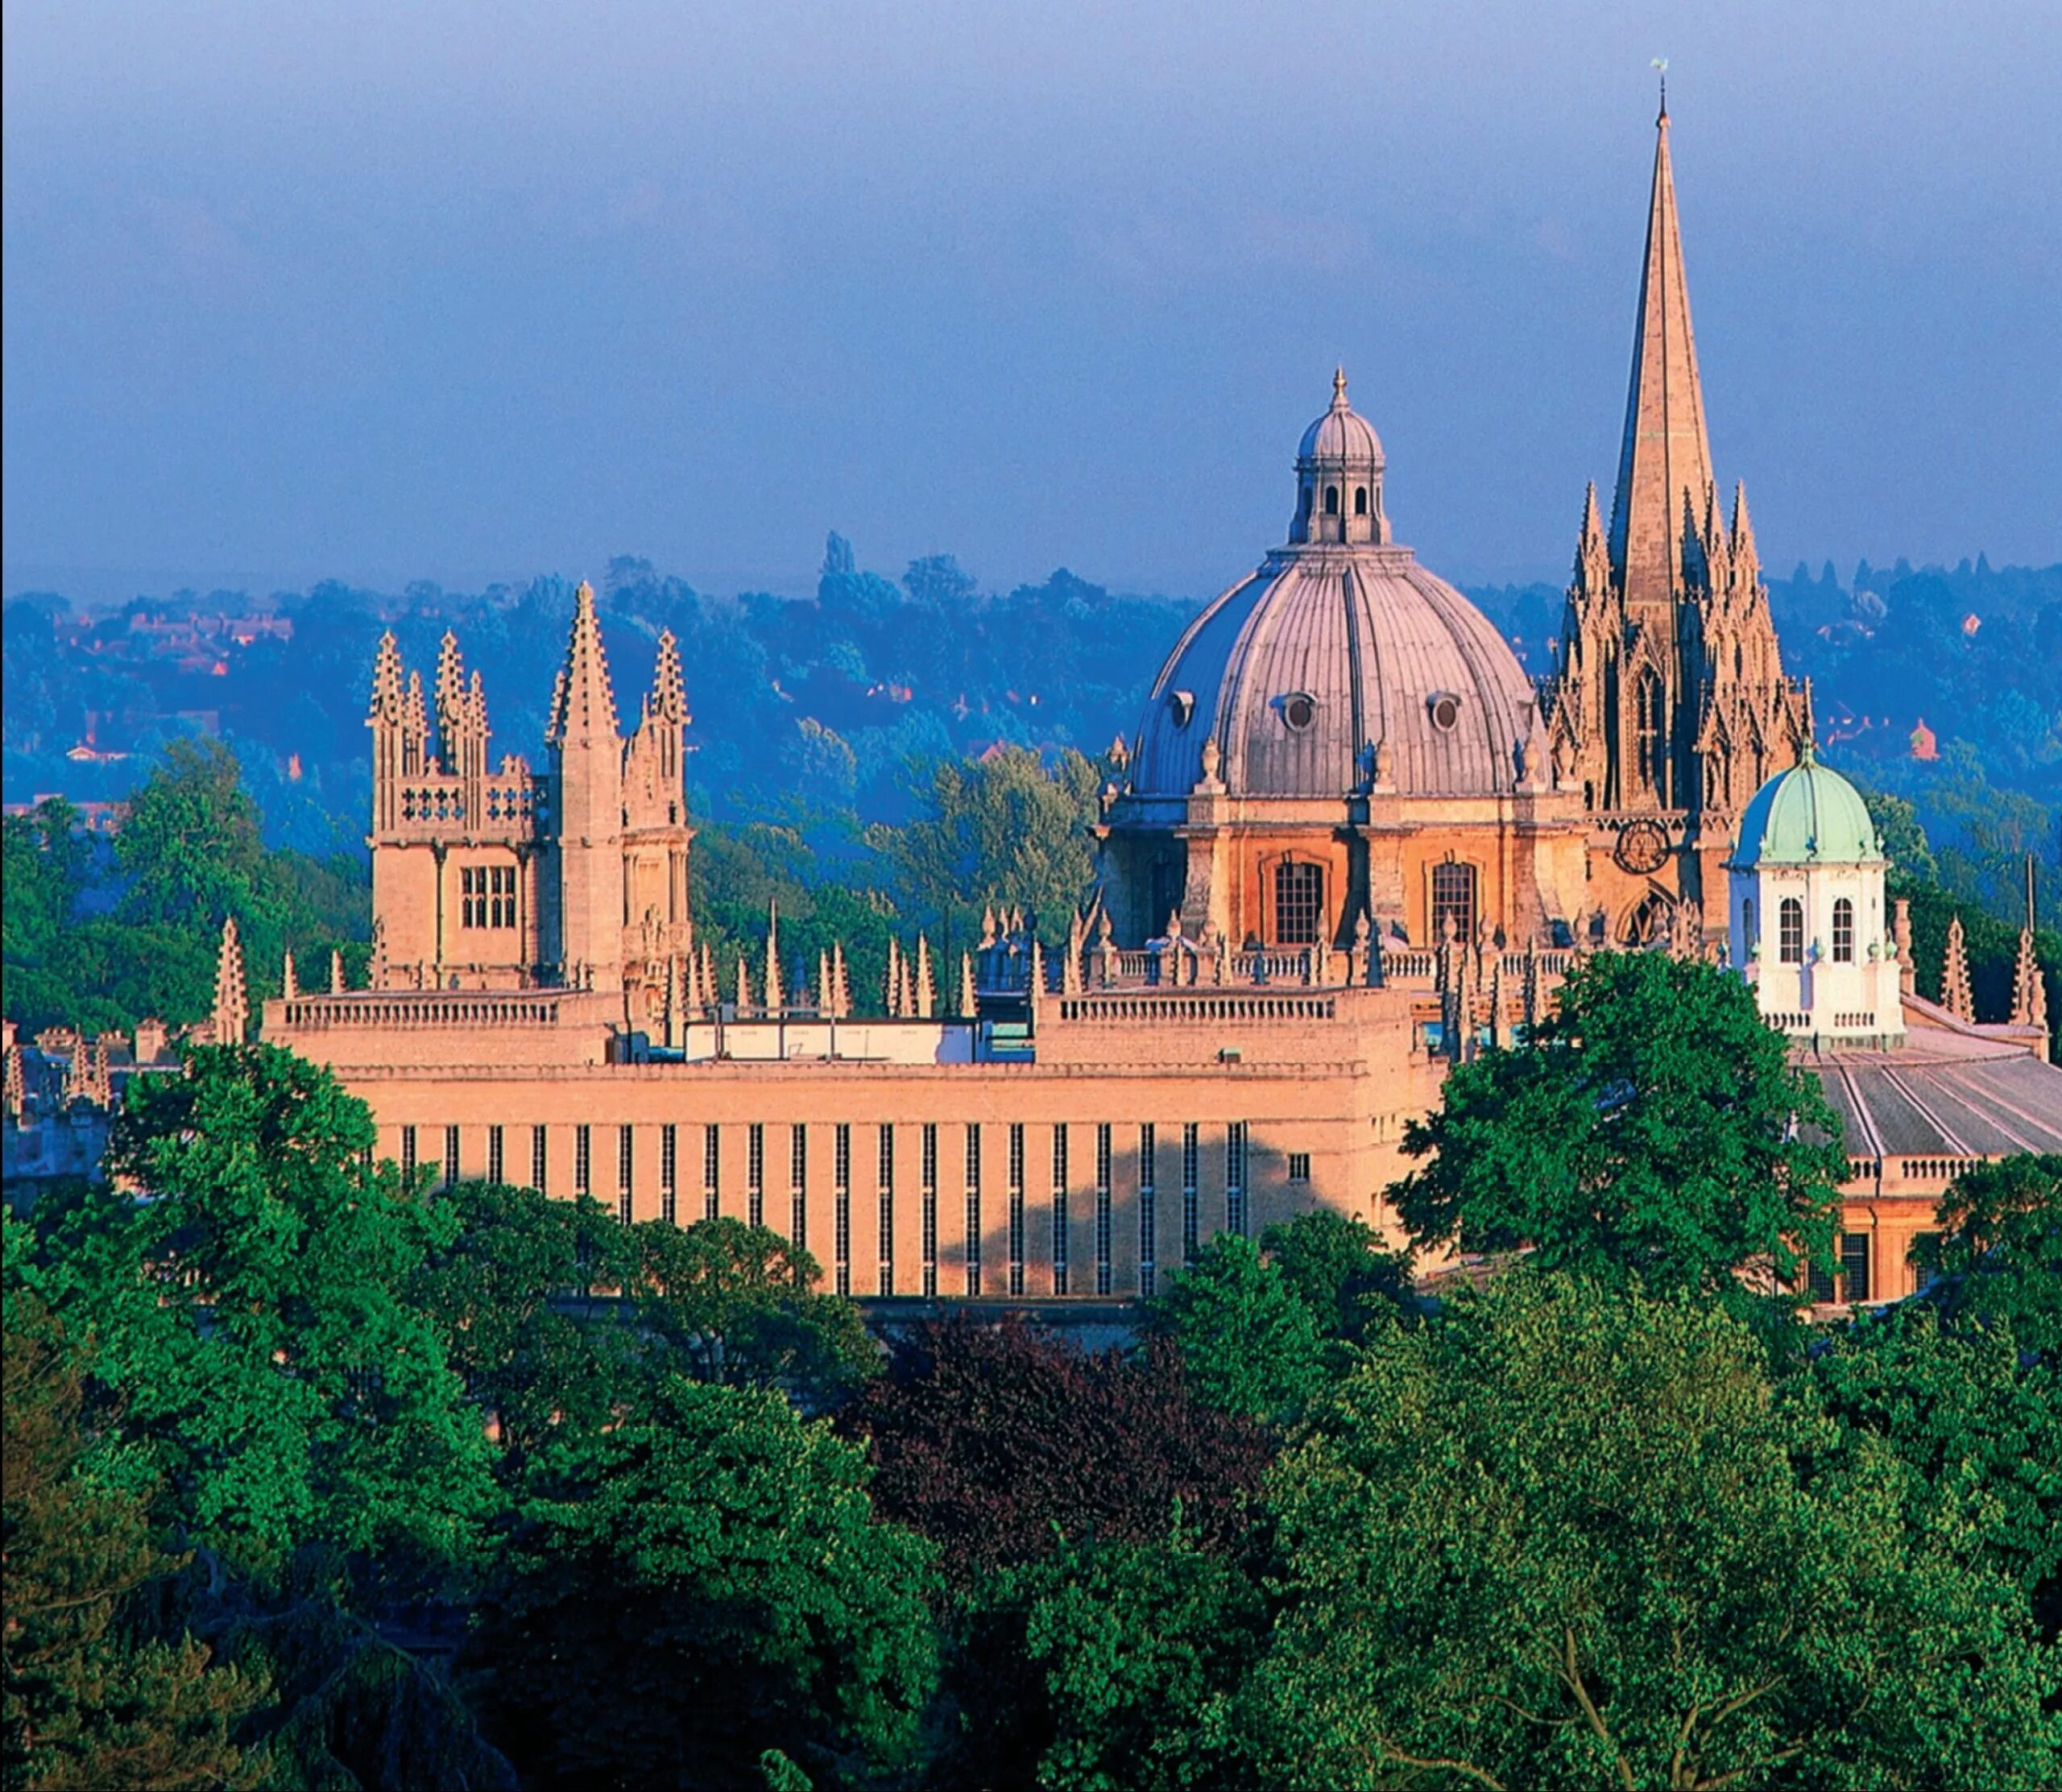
[[632, 1215, 879, 1401], [1151, 1234, 1326, 1422], [872, 745, 1101, 946], [412, 1180, 643, 1460], [1911, 1153, 2062, 1353], [30, 1046, 493, 1590], [1254, 1272, 2060, 1790], [469, 1375, 940, 1790], [1012, 1529, 1265, 1792], [1391, 953, 1848, 1302], [115, 739, 274, 932], [2, 1236, 264, 1792], [1258, 1208, 1415, 1343], [1799, 1303, 2061, 1628]]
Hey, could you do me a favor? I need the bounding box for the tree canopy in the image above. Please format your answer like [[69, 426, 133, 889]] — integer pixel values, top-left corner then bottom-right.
[[1391, 952, 1849, 1301], [468, 1375, 940, 1791], [1255, 1271, 2061, 1790]]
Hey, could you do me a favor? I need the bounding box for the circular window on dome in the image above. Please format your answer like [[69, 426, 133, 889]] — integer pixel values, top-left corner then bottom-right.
[[1169, 689, 1195, 728], [1282, 693, 1317, 732], [1427, 690, 1463, 732]]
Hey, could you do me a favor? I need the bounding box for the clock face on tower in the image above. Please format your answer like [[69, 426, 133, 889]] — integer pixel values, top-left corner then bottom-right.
[[1613, 818, 1671, 875]]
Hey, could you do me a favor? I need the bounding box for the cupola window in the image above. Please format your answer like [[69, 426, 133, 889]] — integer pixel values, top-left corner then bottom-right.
[[1778, 896, 1805, 965], [1324, 486, 1339, 515], [1282, 693, 1317, 732], [1355, 486, 1368, 515], [1427, 691, 1462, 732], [1832, 896, 1854, 962]]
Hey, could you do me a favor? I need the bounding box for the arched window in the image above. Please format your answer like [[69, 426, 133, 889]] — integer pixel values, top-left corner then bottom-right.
[[1430, 861, 1476, 945], [1274, 861, 1325, 946], [1324, 486, 1339, 515], [1779, 896, 1805, 964], [1634, 669, 1666, 797], [1302, 483, 1314, 517], [1832, 896, 1854, 962], [1742, 897, 1756, 954], [1354, 486, 1368, 515]]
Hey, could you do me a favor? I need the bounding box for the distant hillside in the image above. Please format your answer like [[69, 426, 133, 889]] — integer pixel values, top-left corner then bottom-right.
[[2, 536, 1202, 858], [7, 544, 2057, 928]]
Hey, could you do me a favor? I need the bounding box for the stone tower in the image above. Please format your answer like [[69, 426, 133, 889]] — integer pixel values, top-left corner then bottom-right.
[[545, 581, 626, 991], [1543, 99, 1811, 940]]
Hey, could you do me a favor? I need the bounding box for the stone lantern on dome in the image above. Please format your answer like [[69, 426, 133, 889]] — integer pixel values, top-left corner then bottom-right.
[[1726, 746, 1903, 1045], [1291, 368, 1389, 546]]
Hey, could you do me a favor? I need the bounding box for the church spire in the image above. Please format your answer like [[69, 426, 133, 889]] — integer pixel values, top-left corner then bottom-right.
[[547, 581, 619, 747], [1608, 103, 1715, 613]]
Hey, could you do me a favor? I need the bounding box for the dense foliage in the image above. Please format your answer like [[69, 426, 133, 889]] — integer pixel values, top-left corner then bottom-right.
[[1391, 952, 1849, 1301], [6, 944, 2060, 1787], [2, 743, 370, 1036]]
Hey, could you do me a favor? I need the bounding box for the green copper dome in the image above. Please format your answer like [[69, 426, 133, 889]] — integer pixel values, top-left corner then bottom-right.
[[1732, 746, 1883, 866]]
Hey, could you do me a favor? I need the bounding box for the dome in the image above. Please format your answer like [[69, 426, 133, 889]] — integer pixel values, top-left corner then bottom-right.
[[1298, 367, 1385, 464], [1128, 548, 1539, 801], [1732, 747, 1882, 866]]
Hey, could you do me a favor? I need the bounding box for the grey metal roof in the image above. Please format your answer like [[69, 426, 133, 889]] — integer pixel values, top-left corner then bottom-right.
[[1809, 1043, 2062, 1159], [1128, 544, 1537, 801]]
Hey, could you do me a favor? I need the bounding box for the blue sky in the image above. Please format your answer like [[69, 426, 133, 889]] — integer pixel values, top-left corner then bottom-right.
[[4, 0, 2057, 604]]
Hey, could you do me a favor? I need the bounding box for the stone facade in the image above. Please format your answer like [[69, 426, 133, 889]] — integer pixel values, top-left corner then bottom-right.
[[365, 584, 693, 1030]]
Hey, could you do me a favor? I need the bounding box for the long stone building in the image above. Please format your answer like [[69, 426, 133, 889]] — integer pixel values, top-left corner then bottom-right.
[[225, 106, 2060, 1309]]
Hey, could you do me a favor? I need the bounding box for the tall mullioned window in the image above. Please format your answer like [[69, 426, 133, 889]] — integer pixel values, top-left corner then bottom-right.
[[834, 1124, 851, 1297], [963, 1124, 983, 1297], [617, 1127, 634, 1225], [877, 1125, 896, 1297], [1137, 1123, 1157, 1297], [487, 1124, 504, 1186], [1182, 1122, 1200, 1264], [1840, 1233, 1872, 1304], [1226, 1121, 1248, 1237], [574, 1124, 591, 1194], [1008, 1123, 1026, 1296], [790, 1125, 808, 1250], [531, 1125, 548, 1195], [1095, 1123, 1113, 1296], [401, 1126, 417, 1179], [660, 1124, 677, 1227], [921, 1124, 938, 1297], [747, 1124, 764, 1228], [444, 1125, 460, 1189], [702, 1125, 720, 1223], [1052, 1125, 1070, 1296], [1274, 861, 1323, 946]]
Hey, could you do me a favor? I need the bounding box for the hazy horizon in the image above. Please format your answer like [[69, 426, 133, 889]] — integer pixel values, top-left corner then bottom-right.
[[6, 1, 2059, 606]]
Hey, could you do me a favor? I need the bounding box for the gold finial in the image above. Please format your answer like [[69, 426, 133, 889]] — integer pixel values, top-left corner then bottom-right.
[[1332, 366, 1349, 407]]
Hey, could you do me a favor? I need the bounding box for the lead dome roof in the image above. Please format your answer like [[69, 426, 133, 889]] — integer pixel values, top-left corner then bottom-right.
[[1127, 379, 1538, 802]]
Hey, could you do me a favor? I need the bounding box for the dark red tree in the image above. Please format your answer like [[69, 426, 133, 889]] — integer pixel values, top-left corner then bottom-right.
[[842, 1318, 1273, 1589]]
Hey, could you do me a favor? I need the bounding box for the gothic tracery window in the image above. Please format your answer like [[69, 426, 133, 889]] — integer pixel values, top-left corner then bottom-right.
[[1634, 669, 1667, 800]]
